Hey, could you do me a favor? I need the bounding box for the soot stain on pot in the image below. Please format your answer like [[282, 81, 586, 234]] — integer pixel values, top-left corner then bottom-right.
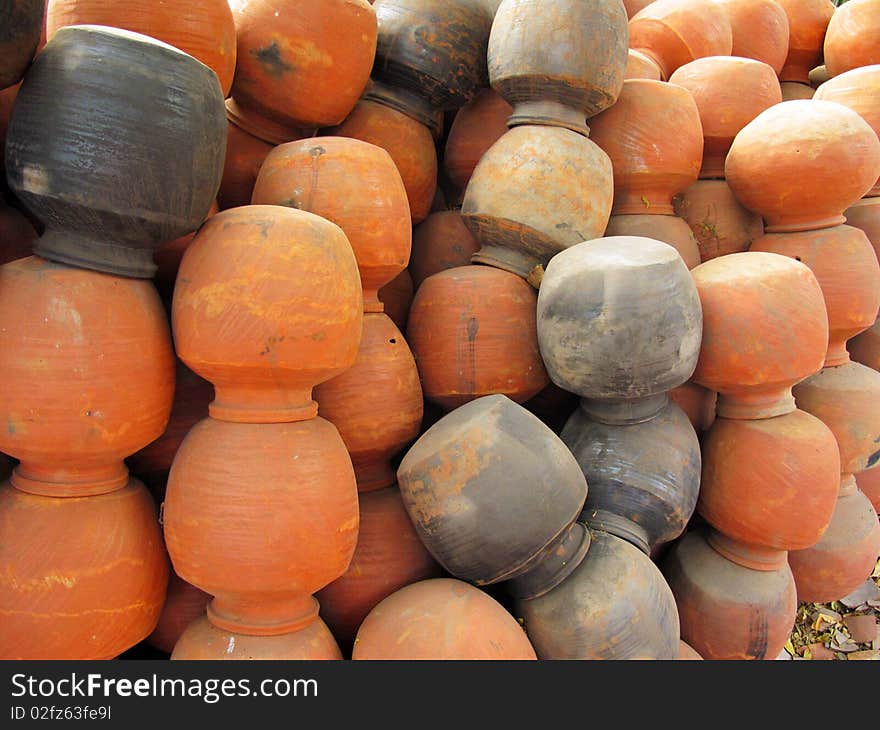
[[252, 42, 294, 78]]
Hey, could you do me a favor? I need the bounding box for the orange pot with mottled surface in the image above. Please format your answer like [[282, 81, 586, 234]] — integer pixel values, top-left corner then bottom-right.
[[726, 101, 880, 233], [314, 314, 423, 492], [406, 265, 549, 410], [409, 211, 479, 290], [856, 467, 880, 513], [849, 319, 880, 372], [711, 0, 789, 73], [172, 206, 363, 424], [625, 49, 663, 80], [589, 80, 703, 216], [147, 572, 211, 655], [164, 417, 359, 636], [252, 137, 411, 312], [690, 252, 828, 419], [668, 381, 717, 432], [0, 478, 168, 659], [378, 269, 413, 333], [218, 116, 278, 211], [604, 214, 701, 269], [824, 0, 880, 78], [777, 0, 834, 83], [352, 578, 536, 659]]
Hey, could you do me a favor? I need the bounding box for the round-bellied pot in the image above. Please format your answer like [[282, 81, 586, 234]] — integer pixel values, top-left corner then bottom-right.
[[147, 572, 211, 655], [856, 466, 880, 513], [0, 198, 37, 265], [352, 578, 536, 660], [776, 0, 834, 83], [780, 81, 815, 101], [0, 0, 44, 90], [217, 116, 278, 211], [172, 205, 363, 424], [823, 0, 880, 78], [846, 197, 880, 259], [668, 381, 717, 433], [604, 214, 700, 269], [409, 211, 479, 290], [589, 80, 703, 216], [5, 25, 226, 278], [710, 0, 789, 73], [626, 49, 663, 81], [849, 319, 880, 371], [378, 269, 414, 333], [0, 478, 168, 659]]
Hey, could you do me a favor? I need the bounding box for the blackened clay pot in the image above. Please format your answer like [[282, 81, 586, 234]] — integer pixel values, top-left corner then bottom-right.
[[396, 394, 590, 598], [5, 25, 226, 278], [0, 0, 43, 90]]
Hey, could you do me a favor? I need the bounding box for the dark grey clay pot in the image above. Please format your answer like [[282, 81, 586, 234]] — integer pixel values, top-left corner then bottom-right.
[[0, 0, 43, 90]]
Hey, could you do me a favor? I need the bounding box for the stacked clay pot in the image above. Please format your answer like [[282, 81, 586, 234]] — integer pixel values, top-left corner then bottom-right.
[[397, 394, 681, 659], [590, 79, 703, 269], [776, 0, 834, 100], [0, 26, 226, 658], [710, 0, 789, 74], [663, 252, 835, 659], [823, 0, 880, 78], [670, 57, 781, 263]]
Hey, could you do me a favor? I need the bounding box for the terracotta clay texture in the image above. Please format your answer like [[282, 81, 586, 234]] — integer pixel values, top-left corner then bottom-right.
[[0, 478, 169, 659], [604, 214, 700, 269], [0, 257, 174, 496], [674, 180, 765, 263], [316, 487, 441, 655], [589, 80, 703, 215], [751, 226, 880, 367], [163, 417, 359, 636], [849, 319, 880, 372], [668, 57, 782, 180], [46, 0, 237, 95], [0, 0, 43, 90], [353, 578, 535, 660], [314, 314, 423, 492], [0, 198, 37, 265], [461, 125, 614, 278], [515, 530, 680, 660], [218, 117, 277, 211], [252, 137, 411, 312], [378, 269, 414, 333], [690, 252, 829, 419], [846, 198, 880, 260], [326, 99, 437, 224], [153, 200, 219, 300], [172, 206, 363, 424], [663, 529, 797, 661], [147, 572, 211, 655], [668, 381, 717, 433], [625, 49, 663, 81], [823, 0, 880, 78], [229, 0, 376, 134], [856, 467, 880, 513], [726, 100, 880, 233], [409, 211, 480, 290], [711, 0, 789, 73], [777, 0, 834, 83]]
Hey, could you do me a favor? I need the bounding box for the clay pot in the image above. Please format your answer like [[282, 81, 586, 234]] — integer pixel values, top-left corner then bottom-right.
[[780, 81, 816, 100], [443, 89, 511, 196], [406, 266, 549, 409], [218, 117, 277, 211], [171, 615, 342, 660], [537, 236, 702, 402], [378, 269, 414, 333], [46, 0, 237, 96], [750, 225, 880, 367], [0, 478, 168, 659], [316, 487, 441, 655], [562, 398, 701, 553], [824, 0, 880, 78], [628, 0, 733, 81], [673, 180, 765, 263], [698, 411, 841, 551], [0, 257, 174, 495], [0, 198, 37, 265], [515, 530, 680, 660], [604, 214, 701, 269], [164, 417, 359, 636], [849, 319, 880, 371], [690, 252, 829, 419], [815, 66, 880, 197], [314, 314, 423, 492], [153, 200, 219, 300], [589, 80, 703, 215], [711, 0, 790, 74], [788, 477, 880, 603], [662, 528, 797, 660], [409, 211, 480, 290], [487, 0, 627, 133], [229, 0, 376, 135], [668, 381, 717, 433], [461, 125, 614, 278], [679, 640, 703, 660], [352, 578, 536, 660], [5, 25, 226, 278], [397, 395, 589, 597], [668, 57, 782, 180], [856, 467, 880, 513], [0, 0, 43, 90], [252, 137, 411, 312], [326, 99, 437, 224], [846, 197, 880, 260], [172, 206, 363, 424], [147, 572, 211, 655], [626, 49, 663, 81], [777, 0, 834, 83]]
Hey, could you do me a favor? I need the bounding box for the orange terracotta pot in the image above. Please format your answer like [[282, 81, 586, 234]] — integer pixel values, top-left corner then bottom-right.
[[326, 99, 437, 224], [856, 466, 880, 513], [0, 198, 37, 265], [316, 487, 441, 655], [46, 0, 237, 96], [252, 136, 411, 312], [604, 214, 701, 269], [678, 640, 703, 660], [628, 0, 733, 80], [147, 571, 211, 655], [352, 578, 537, 660], [668, 57, 782, 180], [314, 314, 423, 492], [625, 49, 663, 81], [846, 198, 880, 261], [0, 257, 174, 495], [409, 211, 480, 290], [378, 269, 414, 333], [164, 417, 359, 636], [229, 0, 376, 134], [824, 0, 880, 78], [780, 81, 816, 100], [711, 0, 790, 74], [217, 116, 278, 212], [674, 179, 766, 263], [849, 318, 880, 371], [589, 79, 703, 216], [690, 252, 828, 419], [172, 206, 363, 424], [153, 200, 219, 300], [777, 0, 834, 83], [0, 478, 168, 659], [406, 265, 549, 410], [726, 101, 880, 233], [751, 226, 880, 367], [668, 381, 717, 433]]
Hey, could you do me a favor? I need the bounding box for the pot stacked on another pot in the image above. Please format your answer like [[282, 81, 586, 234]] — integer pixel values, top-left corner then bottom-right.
[[776, 0, 835, 100]]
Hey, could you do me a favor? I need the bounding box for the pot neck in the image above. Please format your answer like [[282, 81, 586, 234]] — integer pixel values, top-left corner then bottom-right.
[[706, 529, 788, 571], [581, 509, 650, 555], [578, 393, 668, 425], [362, 80, 441, 138], [507, 522, 591, 599], [506, 100, 590, 137]]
